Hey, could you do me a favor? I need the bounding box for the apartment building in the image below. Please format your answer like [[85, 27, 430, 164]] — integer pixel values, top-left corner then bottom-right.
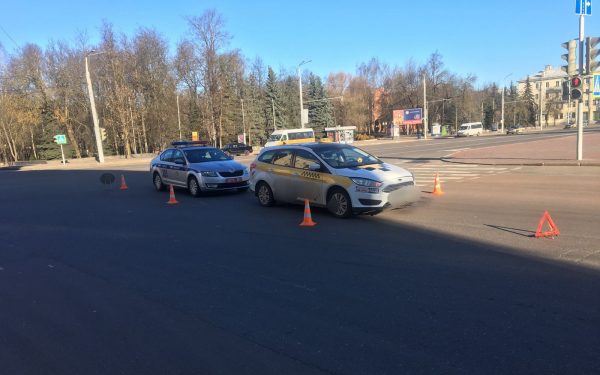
[[517, 65, 599, 126]]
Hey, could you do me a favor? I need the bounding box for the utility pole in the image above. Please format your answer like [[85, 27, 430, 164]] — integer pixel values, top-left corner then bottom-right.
[[539, 82, 544, 130], [501, 87, 505, 133], [241, 99, 246, 144], [272, 98, 276, 130], [297, 60, 311, 128], [423, 73, 428, 139], [455, 105, 458, 134], [577, 13, 585, 160], [176, 94, 182, 140], [85, 51, 105, 163]]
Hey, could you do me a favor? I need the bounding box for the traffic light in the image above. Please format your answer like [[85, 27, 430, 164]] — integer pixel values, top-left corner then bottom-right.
[[562, 79, 570, 101], [561, 39, 578, 76], [586, 37, 600, 74], [571, 76, 583, 100], [100, 127, 107, 141]]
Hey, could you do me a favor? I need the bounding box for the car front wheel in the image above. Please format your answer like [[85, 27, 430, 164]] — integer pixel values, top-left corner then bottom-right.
[[188, 176, 202, 197], [327, 188, 352, 218], [153, 172, 165, 191], [256, 182, 275, 206]]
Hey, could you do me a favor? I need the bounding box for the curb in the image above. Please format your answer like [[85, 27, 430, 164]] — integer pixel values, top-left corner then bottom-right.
[[441, 157, 600, 167]]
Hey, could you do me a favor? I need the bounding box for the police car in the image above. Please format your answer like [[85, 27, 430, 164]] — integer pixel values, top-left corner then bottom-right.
[[151, 141, 250, 196], [249, 143, 417, 218]]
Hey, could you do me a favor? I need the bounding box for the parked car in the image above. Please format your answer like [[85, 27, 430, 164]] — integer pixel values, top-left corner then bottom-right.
[[506, 125, 524, 135], [222, 143, 253, 156], [249, 143, 418, 218], [151, 141, 249, 196]]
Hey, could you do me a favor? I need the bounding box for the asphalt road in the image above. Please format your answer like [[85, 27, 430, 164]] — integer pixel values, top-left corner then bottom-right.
[[1, 168, 599, 374], [360, 127, 600, 161]]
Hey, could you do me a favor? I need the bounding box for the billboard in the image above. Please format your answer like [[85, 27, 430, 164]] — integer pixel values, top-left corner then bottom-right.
[[403, 108, 423, 125], [393, 110, 404, 125]]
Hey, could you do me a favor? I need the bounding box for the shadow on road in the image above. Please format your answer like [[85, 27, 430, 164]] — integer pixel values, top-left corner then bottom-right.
[[484, 224, 536, 237], [1, 169, 599, 375]]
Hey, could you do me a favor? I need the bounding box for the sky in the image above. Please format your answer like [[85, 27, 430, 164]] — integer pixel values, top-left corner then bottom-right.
[[0, 0, 598, 87]]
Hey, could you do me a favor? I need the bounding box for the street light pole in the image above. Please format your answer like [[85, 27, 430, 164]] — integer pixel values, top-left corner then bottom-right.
[[577, 14, 585, 161], [501, 73, 512, 133], [176, 94, 182, 140], [423, 73, 428, 139], [297, 60, 311, 128], [241, 99, 246, 144], [85, 51, 105, 163]]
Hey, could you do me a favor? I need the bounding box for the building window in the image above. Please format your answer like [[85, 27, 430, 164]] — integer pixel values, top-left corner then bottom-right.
[[556, 81, 560, 87], [545, 82, 549, 88], [546, 93, 550, 99], [559, 113, 563, 119]]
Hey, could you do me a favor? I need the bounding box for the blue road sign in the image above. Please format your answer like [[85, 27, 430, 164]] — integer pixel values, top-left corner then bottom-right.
[[403, 108, 423, 125], [593, 74, 600, 98], [576, 0, 592, 15]]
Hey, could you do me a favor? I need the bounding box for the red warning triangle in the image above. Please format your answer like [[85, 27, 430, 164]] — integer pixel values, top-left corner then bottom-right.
[[535, 211, 560, 238]]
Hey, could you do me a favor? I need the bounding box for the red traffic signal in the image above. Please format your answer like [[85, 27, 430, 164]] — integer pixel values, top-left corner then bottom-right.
[[571, 76, 582, 88]]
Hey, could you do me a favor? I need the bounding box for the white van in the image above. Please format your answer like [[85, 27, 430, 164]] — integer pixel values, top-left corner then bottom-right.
[[457, 122, 483, 137], [264, 128, 315, 147]]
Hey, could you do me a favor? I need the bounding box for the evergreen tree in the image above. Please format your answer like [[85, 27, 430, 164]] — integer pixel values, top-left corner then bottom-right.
[[264, 66, 285, 130], [522, 77, 537, 125], [306, 73, 334, 137]]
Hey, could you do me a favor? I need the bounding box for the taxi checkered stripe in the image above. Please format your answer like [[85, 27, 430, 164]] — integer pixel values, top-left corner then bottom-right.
[[301, 170, 321, 180]]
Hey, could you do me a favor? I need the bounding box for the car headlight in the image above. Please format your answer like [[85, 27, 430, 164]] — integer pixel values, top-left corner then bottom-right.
[[243, 168, 249, 175], [351, 178, 382, 187], [200, 171, 218, 177]]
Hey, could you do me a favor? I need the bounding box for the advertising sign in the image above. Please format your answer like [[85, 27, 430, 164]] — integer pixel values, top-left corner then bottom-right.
[[191, 131, 199, 141], [393, 110, 404, 125], [403, 108, 423, 125], [237, 134, 245, 143]]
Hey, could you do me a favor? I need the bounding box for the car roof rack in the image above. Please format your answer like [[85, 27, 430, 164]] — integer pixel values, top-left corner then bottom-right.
[[171, 140, 209, 148]]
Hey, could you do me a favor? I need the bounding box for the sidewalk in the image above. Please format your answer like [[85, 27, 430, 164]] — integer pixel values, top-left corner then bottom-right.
[[442, 132, 600, 166]]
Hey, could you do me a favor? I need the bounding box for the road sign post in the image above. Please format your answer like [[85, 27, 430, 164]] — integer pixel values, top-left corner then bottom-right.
[[54, 134, 67, 164]]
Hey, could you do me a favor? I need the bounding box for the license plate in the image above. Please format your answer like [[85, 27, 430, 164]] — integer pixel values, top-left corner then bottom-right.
[[226, 177, 241, 183]]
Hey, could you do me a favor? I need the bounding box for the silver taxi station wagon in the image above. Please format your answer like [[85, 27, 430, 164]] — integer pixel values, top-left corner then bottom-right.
[[249, 143, 417, 218], [151, 141, 250, 196]]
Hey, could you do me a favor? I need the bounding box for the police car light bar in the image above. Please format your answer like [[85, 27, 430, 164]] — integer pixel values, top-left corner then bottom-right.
[[171, 140, 208, 147]]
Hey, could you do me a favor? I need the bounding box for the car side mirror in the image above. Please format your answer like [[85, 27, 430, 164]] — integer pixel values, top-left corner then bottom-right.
[[308, 162, 321, 171]]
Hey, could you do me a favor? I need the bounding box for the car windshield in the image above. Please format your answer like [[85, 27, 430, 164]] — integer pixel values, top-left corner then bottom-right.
[[184, 148, 230, 163], [315, 145, 381, 169], [268, 134, 282, 141]]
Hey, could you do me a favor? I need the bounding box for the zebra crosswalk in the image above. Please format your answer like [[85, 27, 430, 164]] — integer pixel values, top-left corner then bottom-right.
[[385, 161, 522, 187]]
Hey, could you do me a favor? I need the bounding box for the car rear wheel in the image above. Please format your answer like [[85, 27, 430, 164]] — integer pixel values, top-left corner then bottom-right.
[[256, 182, 275, 207], [327, 188, 352, 218], [188, 176, 202, 197], [153, 172, 165, 191]]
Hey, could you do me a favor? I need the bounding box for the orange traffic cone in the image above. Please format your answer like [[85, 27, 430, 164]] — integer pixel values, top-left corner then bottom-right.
[[299, 199, 316, 227], [432, 173, 444, 195], [119, 175, 128, 190], [535, 210, 560, 238], [167, 185, 179, 205]]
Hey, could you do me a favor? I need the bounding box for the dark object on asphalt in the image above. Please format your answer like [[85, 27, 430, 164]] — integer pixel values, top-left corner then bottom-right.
[[100, 173, 116, 185], [222, 143, 252, 156]]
